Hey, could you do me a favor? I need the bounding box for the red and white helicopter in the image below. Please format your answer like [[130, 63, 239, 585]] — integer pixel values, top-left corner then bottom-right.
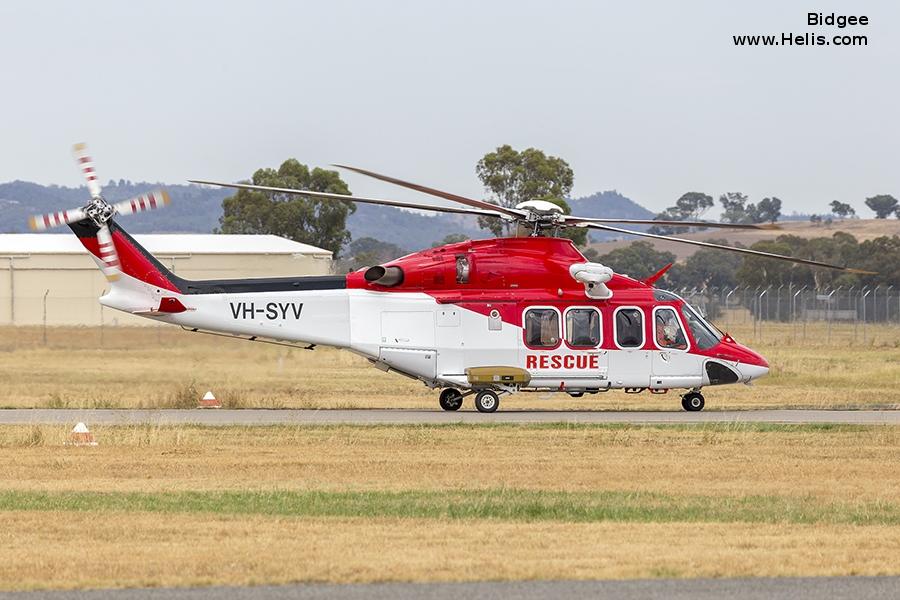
[[31, 145, 871, 412]]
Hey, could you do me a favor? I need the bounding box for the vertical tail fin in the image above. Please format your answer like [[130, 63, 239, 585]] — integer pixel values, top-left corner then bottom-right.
[[69, 219, 182, 292]]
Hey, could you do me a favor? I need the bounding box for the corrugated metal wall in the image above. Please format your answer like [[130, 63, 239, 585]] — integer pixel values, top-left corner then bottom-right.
[[0, 251, 333, 326]]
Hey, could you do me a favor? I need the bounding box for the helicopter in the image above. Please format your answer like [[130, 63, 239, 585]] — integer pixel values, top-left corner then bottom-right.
[[29, 145, 873, 413]]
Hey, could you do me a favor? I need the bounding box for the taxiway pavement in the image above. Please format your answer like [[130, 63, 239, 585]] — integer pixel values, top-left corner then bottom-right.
[[0, 408, 897, 426], [2, 577, 899, 600]]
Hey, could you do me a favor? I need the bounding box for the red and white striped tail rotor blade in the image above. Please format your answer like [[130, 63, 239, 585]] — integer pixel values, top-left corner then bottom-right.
[[112, 189, 171, 217], [95, 224, 121, 282], [72, 143, 102, 198], [28, 207, 87, 231]]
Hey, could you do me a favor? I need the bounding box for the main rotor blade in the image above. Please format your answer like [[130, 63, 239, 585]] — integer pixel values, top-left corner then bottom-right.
[[73, 143, 102, 198], [333, 164, 524, 219], [188, 180, 510, 220], [28, 207, 87, 231], [564, 216, 780, 230], [112, 190, 171, 217], [580, 222, 876, 274]]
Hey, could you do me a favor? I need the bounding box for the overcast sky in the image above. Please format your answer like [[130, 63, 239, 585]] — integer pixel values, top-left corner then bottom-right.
[[0, 1, 897, 216]]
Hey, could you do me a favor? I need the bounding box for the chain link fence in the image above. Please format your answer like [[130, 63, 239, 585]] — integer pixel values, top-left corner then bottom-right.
[[5, 285, 900, 348], [673, 285, 900, 346]]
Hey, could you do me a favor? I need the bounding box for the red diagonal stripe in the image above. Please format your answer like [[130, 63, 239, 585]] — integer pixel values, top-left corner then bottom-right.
[[78, 157, 91, 164]]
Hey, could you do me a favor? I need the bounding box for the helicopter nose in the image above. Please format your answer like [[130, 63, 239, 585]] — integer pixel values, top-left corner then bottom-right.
[[739, 362, 770, 382], [716, 337, 769, 382], [733, 345, 769, 382]]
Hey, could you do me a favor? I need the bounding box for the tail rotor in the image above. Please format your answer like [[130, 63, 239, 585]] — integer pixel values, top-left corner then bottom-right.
[[27, 143, 171, 281]]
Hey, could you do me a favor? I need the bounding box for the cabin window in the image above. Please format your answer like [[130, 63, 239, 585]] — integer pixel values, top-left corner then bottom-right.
[[615, 307, 644, 348], [654, 307, 688, 350], [565, 308, 601, 348], [524, 308, 560, 348]]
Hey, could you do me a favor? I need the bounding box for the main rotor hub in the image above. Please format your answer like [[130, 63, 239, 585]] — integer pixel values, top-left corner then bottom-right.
[[515, 200, 565, 236], [84, 195, 114, 227], [516, 199, 564, 219]]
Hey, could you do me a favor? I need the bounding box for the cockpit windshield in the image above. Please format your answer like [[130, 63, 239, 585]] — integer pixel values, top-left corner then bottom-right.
[[654, 290, 724, 350]]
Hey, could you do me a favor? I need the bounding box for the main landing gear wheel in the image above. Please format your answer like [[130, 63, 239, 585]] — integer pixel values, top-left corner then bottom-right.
[[474, 390, 500, 413], [681, 391, 705, 412], [439, 388, 463, 411]]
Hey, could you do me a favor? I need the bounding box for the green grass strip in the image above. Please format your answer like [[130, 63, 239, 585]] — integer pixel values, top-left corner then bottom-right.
[[1, 489, 898, 525]]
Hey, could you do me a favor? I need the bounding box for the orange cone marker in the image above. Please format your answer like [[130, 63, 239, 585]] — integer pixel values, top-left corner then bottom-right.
[[67, 422, 98, 446], [198, 390, 221, 409]]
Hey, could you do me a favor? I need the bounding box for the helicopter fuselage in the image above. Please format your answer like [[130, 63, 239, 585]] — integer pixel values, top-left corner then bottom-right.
[[83, 226, 769, 404]]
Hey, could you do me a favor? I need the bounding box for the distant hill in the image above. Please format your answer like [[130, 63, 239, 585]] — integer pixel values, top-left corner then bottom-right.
[[347, 203, 484, 250], [587, 218, 900, 261], [0, 180, 227, 234], [567, 190, 657, 242], [0, 180, 656, 249]]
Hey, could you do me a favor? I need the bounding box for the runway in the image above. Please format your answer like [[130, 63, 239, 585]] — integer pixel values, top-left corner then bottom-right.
[[0, 408, 897, 426], [2, 577, 899, 600]]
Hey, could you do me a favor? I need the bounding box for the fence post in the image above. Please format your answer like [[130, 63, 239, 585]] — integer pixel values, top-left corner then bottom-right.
[[863, 290, 872, 346], [757, 288, 768, 342], [725, 287, 738, 328], [885, 285, 894, 322], [792, 285, 806, 341], [42, 289, 49, 346], [873, 286, 879, 326], [776, 284, 784, 322]]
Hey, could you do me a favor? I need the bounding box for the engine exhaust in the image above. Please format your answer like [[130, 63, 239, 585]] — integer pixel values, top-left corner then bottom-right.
[[364, 265, 404, 287]]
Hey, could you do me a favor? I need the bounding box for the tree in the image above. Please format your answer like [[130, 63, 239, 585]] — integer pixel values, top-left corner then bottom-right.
[[475, 145, 574, 237], [647, 208, 686, 235], [719, 192, 780, 224], [593, 241, 676, 280], [340, 237, 409, 271], [432, 233, 470, 247], [666, 242, 743, 289], [829, 201, 855, 219], [855, 235, 900, 285], [736, 237, 810, 288], [754, 197, 782, 223], [218, 159, 355, 257], [546, 197, 588, 247], [648, 192, 714, 235], [719, 192, 751, 224], [674, 192, 714, 220], [865, 194, 899, 219]]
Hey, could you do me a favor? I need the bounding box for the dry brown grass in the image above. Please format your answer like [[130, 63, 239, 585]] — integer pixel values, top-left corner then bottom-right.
[[2, 512, 898, 590], [2, 322, 898, 590], [1, 423, 898, 589], [2, 424, 899, 501], [0, 323, 898, 410]]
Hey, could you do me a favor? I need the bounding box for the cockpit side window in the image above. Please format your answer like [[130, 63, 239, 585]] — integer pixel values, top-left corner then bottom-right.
[[654, 307, 688, 350], [680, 303, 722, 350]]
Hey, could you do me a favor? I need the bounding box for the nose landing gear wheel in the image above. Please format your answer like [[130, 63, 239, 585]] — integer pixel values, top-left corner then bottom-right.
[[474, 390, 500, 413], [681, 391, 705, 412], [439, 388, 463, 411]]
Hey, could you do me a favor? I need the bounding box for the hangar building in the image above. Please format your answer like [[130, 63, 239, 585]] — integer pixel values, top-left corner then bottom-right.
[[0, 234, 333, 326]]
